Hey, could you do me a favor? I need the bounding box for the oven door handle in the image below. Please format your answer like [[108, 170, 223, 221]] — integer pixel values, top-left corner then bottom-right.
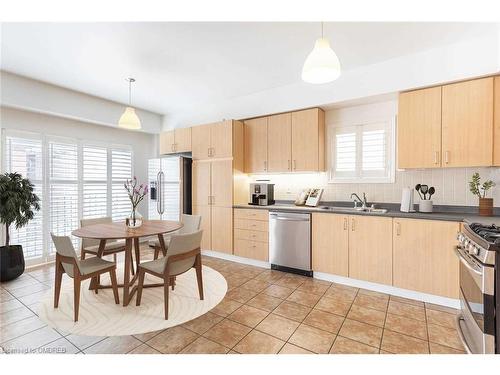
[[454, 247, 482, 275], [455, 314, 473, 354]]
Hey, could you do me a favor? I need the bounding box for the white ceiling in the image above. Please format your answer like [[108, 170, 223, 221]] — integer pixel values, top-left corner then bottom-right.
[[1, 22, 498, 119]]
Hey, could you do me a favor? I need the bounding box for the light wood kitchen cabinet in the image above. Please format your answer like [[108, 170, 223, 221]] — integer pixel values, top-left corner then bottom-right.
[[159, 127, 192, 154], [192, 161, 211, 207], [193, 204, 211, 251], [348, 215, 393, 285], [312, 213, 349, 277], [494, 76, 500, 166], [291, 108, 325, 172], [393, 218, 459, 299], [244, 117, 268, 173], [267, 113, 292, 172], [192, 121, 234, 160], [211, 159, 233, 207], [442, 77, 494, 167], [398, 86, 442, 168], [211, 206, 233, 254], [234, 208, 269, 261]]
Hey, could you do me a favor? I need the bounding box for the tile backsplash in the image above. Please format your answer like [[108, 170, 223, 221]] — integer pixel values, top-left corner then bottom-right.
[[250, 167, 500, 207]]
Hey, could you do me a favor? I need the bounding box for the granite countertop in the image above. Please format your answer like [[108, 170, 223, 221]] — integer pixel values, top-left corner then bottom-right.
[[233, 202, 500, 226]]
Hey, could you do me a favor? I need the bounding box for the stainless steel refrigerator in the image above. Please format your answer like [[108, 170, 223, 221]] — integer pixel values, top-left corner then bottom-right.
[[148, 155, 192, 220]]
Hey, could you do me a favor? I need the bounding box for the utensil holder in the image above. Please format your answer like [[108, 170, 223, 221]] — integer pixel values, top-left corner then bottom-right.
[[419, 200, 433, 213], [479, 198, 493, 216]]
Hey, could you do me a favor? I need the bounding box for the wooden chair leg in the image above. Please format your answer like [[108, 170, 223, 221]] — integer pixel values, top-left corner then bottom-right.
[[195, 254, 204, 300], [130, 251, 135, 276], [171, 276, 175, 291], [154, 247, 159, 260], [54, 261, 63, 308], [114, 253, 117, 263], [94, 274, 100, 294], [73, 275, 81, 322], [164, 274, 170, 320], [136, 269, 145, 306], [109, 269, 120, 304], [80, 250, 86, 260]]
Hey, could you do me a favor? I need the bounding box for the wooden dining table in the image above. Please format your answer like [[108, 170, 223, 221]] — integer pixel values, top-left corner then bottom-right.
[[72, 220, 183, 306]]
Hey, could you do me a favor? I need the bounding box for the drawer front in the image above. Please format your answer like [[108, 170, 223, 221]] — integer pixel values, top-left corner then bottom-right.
[[234, 218, 268, 232], [234, 239, 269, 262], [234, 228, 268, 243], [234, 208, 268, 221]]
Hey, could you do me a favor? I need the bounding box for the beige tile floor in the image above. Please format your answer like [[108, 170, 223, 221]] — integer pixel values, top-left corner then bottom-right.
[[0, 245, 466, 354]]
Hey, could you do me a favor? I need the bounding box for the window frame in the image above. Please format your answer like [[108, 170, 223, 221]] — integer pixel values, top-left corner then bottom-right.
[[327, 116, 396, 184]]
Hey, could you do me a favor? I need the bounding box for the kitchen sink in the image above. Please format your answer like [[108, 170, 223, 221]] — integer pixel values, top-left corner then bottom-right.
[[319, 206, 388, 214]]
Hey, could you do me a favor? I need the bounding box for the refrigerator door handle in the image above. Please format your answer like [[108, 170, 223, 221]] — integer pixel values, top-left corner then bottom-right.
[[157, 171, 165, 215]]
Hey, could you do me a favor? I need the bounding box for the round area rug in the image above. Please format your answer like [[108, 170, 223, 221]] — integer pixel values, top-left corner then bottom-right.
[[37, 265, 227, 336]]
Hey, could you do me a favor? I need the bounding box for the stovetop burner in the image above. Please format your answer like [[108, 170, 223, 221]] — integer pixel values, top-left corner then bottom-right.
[[469, 223, 500, 245]]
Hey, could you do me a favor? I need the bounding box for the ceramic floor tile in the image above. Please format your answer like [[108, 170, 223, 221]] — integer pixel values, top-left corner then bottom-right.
[[289, 324, 336, 354], [390, 295, 424, 307], [338, 319, 383, 348], [133, 329, 166, 342], [84, 335, 143, 354], [36, 337, 80, 354], [381, 330, 429, 354], [279, 342, 314, 354], [263, 284, 294, 299], [146, 326, 199, 353], [425, 303, 459, 315], [329, 336, 379, 354], [255, 313, 300, 341], [128, 344, 161, 354], [303, 309, 344, 334], [426, 309, 456, 329], [353, 294, 388, 312], [226, 287, 259, 303], [1, 326, 62, 353], [429, 342, 466, 354], [358, 289, 389, 301], [0, 315, 46, 344], [273, 276, 305, 289], [65, 334, 107, 350], [273, 301, 312, 322], [233, 330, 285, 354], [182, 311, 224, 334], [427, 323, 465, 351], [246, 293, 282, 311], [296, 281, 330, 295], [0, 299, 24, 314], [387, 300, 426, 321], [203, 319, 252, 348], [314, 295, 352, 316], [8, 283, 50, 298], [324, 286, 357, 303], [0, 306, 35, 327], [180, 336, 230, 354], [255, 270, 286, 283], [211, 297, 243, 317], [286, 290, 322, 307], [240, 279, 271, 293], [347, 304, 386, 328], [228, 304, 269, 328], [384, 313, 428, 340]]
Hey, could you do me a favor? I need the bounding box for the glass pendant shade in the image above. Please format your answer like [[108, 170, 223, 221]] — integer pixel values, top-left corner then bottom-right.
[[302, 38, 341, 84], [118, 107, 142, 130]]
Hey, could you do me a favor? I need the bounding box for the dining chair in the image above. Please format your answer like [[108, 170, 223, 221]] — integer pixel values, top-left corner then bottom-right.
[[51, 233, 120, 322], [136, 230, 204, 320], [80, 217, 135, 275], [149, 214, 201, 259]]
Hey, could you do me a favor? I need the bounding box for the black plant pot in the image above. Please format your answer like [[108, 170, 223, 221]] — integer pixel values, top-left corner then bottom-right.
[[0, 245, 25, 282]]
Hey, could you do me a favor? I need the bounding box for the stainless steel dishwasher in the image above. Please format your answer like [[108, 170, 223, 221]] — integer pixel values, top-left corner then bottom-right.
[[269, 211, 312, 276]]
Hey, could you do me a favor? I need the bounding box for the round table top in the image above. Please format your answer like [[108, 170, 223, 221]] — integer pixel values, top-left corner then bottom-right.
[[72, 220, 183, 240]]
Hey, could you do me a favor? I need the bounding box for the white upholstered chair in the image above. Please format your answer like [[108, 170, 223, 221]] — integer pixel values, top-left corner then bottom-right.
[[51, 233, 119, 321], [136, 230, 204, 320]]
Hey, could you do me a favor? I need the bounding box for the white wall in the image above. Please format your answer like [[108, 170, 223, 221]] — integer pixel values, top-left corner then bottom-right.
[[1, 71, 163, 134], [250, 100, 500, 207], [0, 107, 157, 217]]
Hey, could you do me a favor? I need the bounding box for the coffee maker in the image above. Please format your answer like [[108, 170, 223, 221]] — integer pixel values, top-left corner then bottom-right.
[[249, 182, 275, 206]]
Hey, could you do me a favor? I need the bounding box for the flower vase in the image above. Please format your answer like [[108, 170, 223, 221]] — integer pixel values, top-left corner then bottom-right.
[[479, 198, 493, 217], [127, 208, 143, 228]]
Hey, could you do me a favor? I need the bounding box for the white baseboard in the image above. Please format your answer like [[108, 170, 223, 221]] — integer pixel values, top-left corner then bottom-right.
[[202, 251, 460, 309]]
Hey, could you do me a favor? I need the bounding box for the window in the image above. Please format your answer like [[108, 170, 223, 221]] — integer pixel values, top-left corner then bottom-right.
[[2, 129, 133, 266], [329, 118, 395, 183]]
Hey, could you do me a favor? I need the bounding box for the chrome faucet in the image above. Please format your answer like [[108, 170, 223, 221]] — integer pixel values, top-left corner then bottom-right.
[[350, 193, 368, 209]]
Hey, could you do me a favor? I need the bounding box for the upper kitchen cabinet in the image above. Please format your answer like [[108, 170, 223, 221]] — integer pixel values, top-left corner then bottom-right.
[[192, 120, 236, 160], [398, 86, 442, 168], [159, 127, 192, 154], [494, 76, 500, 166], [442, 77, 494, 167], [244, 117, 268, 173], [267, 113, 292, 172], [291, 108, 325, 172]]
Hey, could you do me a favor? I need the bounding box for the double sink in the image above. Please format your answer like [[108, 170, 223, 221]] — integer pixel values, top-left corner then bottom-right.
[[318, 206, 389, 214]]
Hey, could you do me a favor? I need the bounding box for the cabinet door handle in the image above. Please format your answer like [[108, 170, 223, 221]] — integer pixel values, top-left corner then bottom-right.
[[293, 160, 297, 170], [208, 147, 212, 157], [396, 222, 401, 236], [444, 151, 450, 164], [171, 144, 175, 152], [351, 218, 355, 231], [264, 161, 267, 171], [343, 217, 348, 231], [434, 151, 439, 165], [287, 160, 291, 170]]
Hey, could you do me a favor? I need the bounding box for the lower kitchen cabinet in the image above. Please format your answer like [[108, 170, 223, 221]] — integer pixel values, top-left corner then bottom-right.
[[193, 204, 211, 251], [211, 206, 233, 254], [312, 213, 349, 277], [393, 218, 459, 299], [233, 209, 269, 261], [348, 215, 393, 285]]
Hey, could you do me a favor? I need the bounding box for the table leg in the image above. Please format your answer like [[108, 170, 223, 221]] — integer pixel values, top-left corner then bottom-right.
[[122, 238, 133, 306], [89, 239, 107, 292], [134, 237, 141, 269]]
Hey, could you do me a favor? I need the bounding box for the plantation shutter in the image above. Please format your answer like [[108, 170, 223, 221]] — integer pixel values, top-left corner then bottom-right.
[[83, 146, 108, 219], [111, 148, 133, 221]]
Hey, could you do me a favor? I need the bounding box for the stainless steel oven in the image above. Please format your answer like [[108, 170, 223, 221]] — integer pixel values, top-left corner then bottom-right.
[[456, 224, 498, 354]]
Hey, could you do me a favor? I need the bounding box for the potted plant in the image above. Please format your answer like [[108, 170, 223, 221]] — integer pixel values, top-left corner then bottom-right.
[[124, 176, 148, 228], [469, 172, 496, 216], [0, 172, 40, 281]]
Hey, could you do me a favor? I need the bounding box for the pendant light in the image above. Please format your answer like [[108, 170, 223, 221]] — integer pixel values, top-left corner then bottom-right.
[[302, 22, 341, 84], [118, 78, 142, 130]]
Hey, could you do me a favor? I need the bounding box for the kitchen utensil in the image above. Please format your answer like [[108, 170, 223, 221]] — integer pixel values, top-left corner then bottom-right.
[[428, 187, 435, 200], [415, 184, 424, 200], [420, 185, 429, 200]]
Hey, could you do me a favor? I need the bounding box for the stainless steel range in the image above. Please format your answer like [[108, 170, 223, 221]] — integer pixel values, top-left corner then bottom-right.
[[456, 222, 499, 354]]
